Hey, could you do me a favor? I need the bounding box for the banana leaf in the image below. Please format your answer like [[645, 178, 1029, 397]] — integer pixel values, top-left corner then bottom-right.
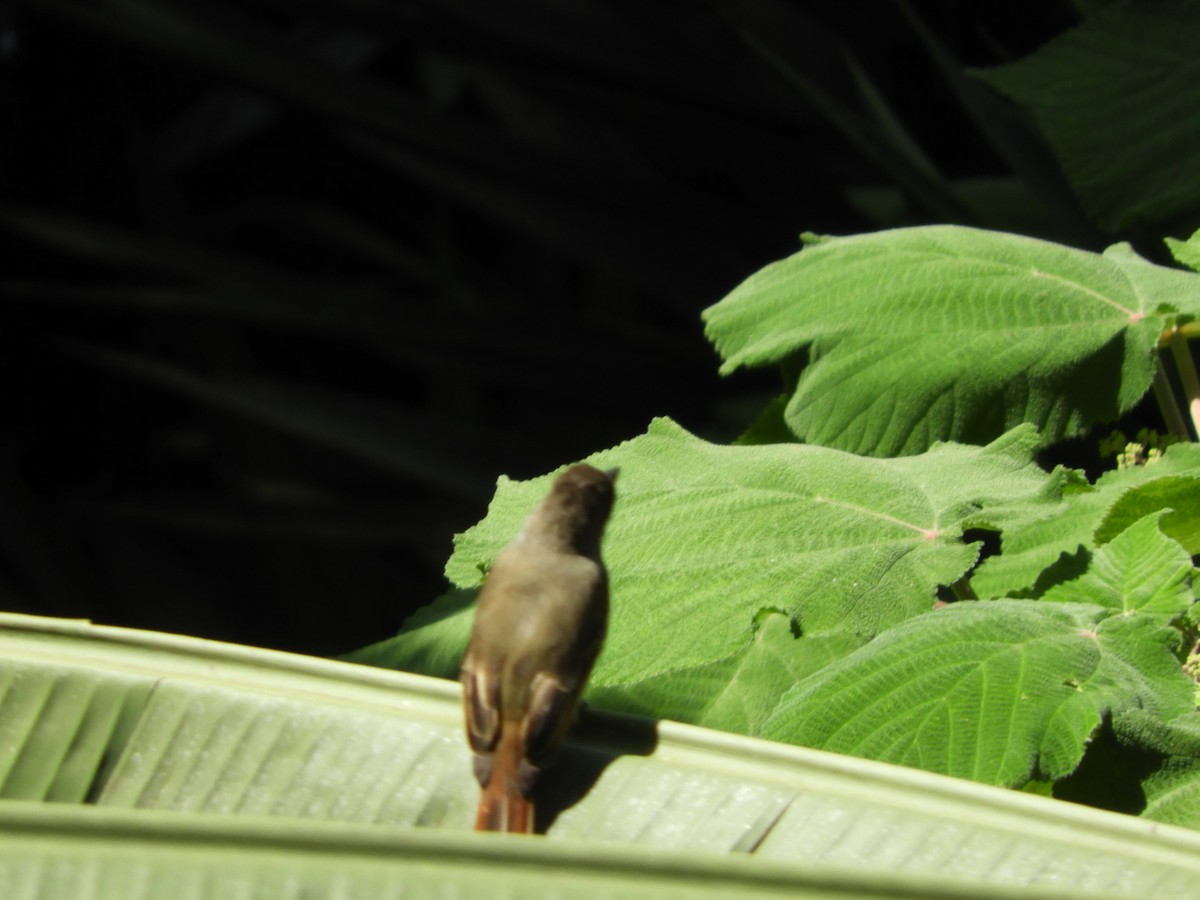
[[0, 612, 1198, 897]]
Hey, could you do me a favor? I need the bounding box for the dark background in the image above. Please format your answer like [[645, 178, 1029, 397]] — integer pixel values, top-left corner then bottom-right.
[[1, 1, 1088, 655]]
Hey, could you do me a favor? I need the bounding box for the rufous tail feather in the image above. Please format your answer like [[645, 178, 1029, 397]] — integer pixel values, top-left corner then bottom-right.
[[475, 727, 534, 833]]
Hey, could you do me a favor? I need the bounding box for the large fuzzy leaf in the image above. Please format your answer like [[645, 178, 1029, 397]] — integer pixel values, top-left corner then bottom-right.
[[1040, 512, 1196, 620], [703, 226, 1200, 456], [972, 443, 1200, 598], [1095, 477, 1200, 555], [1166, 228, 1200, 273], [364, 420, 1063, 699], [586, 612, 867, 735], [1119, 710, 1200, 831], [6, 613, 1200, 896], [762, 600, 1195, 788]]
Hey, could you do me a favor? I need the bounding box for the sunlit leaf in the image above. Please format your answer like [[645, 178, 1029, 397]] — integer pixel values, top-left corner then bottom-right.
[[704, 226, 1200, 456], [973, 444, 1200, 598], [447, 420, 1060, 686], [763, 601, 1194, 787], [1095, 477, 1200, 555]]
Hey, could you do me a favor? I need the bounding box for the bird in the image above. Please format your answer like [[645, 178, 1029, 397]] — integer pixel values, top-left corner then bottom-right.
[[460, 463, 617, 833]]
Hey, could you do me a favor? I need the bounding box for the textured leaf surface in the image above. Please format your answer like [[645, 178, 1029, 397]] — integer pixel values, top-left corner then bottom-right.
[[350, 587, 476, 682], [972, 443, 1200, 598], [762, 601, 1195, 787], [1094, 476, 1200, 555], [1122, 711, 1200, 830], [355, 607, 865, 737], [0, 617, 475, 828], [0, 799, 1167, 900], [1040, 512, 1196, 620], [435, 420, 1061, 690], [586, 614, 865, 735], [702, 226, 1200, 456], [976, 1, 1200, 230], [12, 614, 1200, 895], [0, 669, 149, 803], [1166, 228, 1200, 273]]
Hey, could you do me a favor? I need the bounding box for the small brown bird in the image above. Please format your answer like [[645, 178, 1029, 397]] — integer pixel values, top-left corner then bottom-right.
[[460, 463, 617, 833]]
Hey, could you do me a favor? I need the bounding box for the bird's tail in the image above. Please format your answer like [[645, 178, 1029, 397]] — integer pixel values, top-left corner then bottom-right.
[[475, 727, 534, 833]]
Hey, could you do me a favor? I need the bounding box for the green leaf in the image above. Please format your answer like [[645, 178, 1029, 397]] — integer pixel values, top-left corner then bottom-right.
[[975, 0, 1200, 231], [8, 612, 1200, 895], [346, 587, 476, 681], [898, 3, 1098, 245], [1166, 227, 1200, 274], [358, 606, 865, 737], [1, 800, 1139, 900], [1095, 476, 1200, 554], [1040, 512, 1196, 620], [973, 443, 1200, 598], [1119, 710, 1200, 829], [587, 613, 866, 735], [762, 601, 1195, 788], [0, 618, 476, 826], [440, 420, 1061, 693], [1142, 762, 1200, 831], [702, 226, 1199, 457]]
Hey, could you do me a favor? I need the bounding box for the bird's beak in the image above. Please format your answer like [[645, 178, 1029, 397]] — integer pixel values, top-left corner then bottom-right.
[[604, 468, 620, 483]]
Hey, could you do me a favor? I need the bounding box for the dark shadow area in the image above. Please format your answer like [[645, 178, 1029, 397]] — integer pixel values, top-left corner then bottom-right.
[[1, 1, 1091, 656], [1037, 390, 1173, 482], [1058, 331, 1134, 434], [534, 705, 660, 833], [1052, 719, 1156, 816], [955, 333, 1135, 462], [1029, 546, 1092, 596]]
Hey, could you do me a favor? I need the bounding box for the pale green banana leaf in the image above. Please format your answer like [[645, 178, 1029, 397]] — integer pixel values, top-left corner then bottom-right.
[[0, 801, 1120, 900], [1, 612, 1199, 897]]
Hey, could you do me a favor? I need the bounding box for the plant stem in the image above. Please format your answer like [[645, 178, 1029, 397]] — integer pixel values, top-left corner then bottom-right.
[[950, 576, 978, 601], [1152, 357, 1191, 441], [1175, 321, 1200, 340], [1169, 330, 1200, 440]]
